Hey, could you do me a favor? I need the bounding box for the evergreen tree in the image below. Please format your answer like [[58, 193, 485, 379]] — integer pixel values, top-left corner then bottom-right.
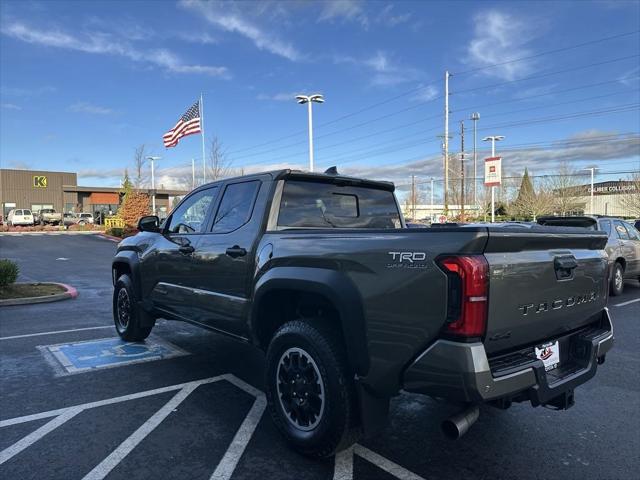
[[515, 168, 534, 205]]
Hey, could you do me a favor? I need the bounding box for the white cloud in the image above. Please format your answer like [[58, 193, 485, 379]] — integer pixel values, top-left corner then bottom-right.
[[256, 92, 299, 101], [1, 21, 229, 77], [68, 102, 114, 115], [376, 4, 411, 27], [180, 0, 301, 61], [0, 85, 56, 97], [319, 0, 368, 27], [466, 10, 538, 80], [415, 85, 438, 102], [1, 103, 22, 110], [177, 32, 219, 45], [336, 50, 423, 87]]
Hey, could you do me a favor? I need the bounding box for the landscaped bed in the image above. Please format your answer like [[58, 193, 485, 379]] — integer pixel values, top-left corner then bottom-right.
[[0, 282, 66, 300]]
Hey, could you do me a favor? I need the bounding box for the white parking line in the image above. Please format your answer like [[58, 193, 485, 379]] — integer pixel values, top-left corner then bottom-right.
[[82, 384, 200, 480], [613, 298, 640, 307], [333, 444, 426, 480], [0, 407, 82, 464], [0, 326, 112, 341]]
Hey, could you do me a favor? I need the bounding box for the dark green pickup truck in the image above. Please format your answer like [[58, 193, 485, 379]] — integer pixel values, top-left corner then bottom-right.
[[112, 169, 613, 457]]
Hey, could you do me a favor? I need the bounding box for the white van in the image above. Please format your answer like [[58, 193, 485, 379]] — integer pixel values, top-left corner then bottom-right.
[[7, 209, 35, 226]]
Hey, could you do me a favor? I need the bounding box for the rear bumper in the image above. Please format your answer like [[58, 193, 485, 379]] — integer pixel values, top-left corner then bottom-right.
[[402, 308, 613, 405]]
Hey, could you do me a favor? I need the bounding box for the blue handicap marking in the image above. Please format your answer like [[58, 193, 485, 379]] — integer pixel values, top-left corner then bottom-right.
[[42, 336, 188, 375]]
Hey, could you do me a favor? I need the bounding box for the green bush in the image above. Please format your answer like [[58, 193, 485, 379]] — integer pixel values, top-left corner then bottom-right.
[[0, 259, 19, 287], [107, 227, 124, 238]]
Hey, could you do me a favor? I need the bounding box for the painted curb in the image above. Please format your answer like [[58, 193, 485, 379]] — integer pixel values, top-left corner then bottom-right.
[[0, 231, 102, 236], [0, 282, 79, 307]]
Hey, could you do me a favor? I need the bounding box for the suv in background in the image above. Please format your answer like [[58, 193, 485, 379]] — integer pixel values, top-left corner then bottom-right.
[[6, 209, 34, 226], [538, 216, 640, 295], [76, 212, 94, 225]]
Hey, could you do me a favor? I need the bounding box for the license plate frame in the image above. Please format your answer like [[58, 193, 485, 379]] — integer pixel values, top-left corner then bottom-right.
[[535, 341, 560, 372]]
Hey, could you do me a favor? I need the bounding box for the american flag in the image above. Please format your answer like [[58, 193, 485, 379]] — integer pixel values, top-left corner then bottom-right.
[[163, 100, 201, 148]]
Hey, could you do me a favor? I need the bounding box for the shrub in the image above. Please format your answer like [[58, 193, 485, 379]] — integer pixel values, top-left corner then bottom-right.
[[107, 227, 124, 238], [0, 259, 19, 287]]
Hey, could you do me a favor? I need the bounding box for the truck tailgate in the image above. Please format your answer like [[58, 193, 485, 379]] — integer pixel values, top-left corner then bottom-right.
[[483, 228, 608, 355]]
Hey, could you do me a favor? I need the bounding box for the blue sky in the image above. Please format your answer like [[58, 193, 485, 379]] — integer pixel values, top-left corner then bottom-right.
[[1, 0, 639, 198]]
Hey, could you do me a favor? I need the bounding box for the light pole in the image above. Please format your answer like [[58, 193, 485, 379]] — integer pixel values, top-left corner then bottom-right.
[[482, 135, 504, 223], [147, 156, 161, 215], [583, 167, 599, 214], [296, 94, 324, 172], [470, 112, 480, 210]]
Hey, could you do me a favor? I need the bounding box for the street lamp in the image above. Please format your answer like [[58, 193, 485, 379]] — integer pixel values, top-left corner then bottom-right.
[[583, 167, 599, 214], [147, 156, 161, 215], [296, 94, 324, 172], [470, 112, 480, 209], [482, 135, 504, 223]]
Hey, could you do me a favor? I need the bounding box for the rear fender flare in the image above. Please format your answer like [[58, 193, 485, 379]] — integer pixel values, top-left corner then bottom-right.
[[252, 267, 370, 376]]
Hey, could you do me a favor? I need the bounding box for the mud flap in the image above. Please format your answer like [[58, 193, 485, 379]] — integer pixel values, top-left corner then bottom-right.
[[356, 380, 390, 436]]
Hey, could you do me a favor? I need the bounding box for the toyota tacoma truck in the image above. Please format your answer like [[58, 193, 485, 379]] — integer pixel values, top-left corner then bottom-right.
[[111, 169, 613, 457]]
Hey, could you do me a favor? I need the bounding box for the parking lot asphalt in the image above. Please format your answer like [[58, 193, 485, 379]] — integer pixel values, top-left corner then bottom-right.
[[1, 233, 639, 480]]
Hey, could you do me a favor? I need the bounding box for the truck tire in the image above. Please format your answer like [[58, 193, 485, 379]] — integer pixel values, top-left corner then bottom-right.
[[113, 274, 154, 341], [610, 262, 624, 296], [265, 319, 360, 458]]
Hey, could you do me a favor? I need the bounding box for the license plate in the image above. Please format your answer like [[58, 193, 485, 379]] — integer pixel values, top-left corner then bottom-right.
[[535, 341, 560, 371]]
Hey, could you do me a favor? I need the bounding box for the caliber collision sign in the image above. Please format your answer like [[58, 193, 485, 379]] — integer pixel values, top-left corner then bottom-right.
[[484, 157, 502, 187]]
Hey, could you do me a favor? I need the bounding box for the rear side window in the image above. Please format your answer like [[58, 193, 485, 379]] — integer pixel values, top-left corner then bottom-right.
[[599, 220, 612, 236], [24, 210, 32, 215], [614, 221, 630, 240], [212, 181, 261, 233], [624, 222, 640, 240], [15, 210, 22, 215], [278, 180, 401, 229]]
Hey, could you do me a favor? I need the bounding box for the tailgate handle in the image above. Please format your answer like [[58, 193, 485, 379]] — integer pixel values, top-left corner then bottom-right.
[[554, 256, 577, 279]]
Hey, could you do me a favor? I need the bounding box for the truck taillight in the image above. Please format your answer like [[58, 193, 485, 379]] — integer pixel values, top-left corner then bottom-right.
[[437, 255, 489, 337]]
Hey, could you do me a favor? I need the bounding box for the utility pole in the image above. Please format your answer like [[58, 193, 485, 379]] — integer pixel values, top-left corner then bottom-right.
[[470, 112, 480, 210], [444, 71, 450, 211], [430, 177, 434, 222], [460, 120, 465, 220], [411, 175, 416, 221]]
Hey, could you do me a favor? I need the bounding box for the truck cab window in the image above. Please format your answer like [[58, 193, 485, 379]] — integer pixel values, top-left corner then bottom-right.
[[278, 180, 400, 229], [212, 181, 260, 234], [165, 187, 218, 234]]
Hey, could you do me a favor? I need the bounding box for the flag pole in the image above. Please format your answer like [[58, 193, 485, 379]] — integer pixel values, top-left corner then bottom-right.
[[200, 93, 206, 184]]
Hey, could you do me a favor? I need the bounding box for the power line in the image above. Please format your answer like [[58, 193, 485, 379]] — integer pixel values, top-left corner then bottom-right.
[[452, 30, 640, 77], [452, 54, 640, 95], [227, 32, 640, 156]]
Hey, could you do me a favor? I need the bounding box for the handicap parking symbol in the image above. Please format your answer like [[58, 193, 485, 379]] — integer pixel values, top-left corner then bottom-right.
[[40, 336, 188, 375]]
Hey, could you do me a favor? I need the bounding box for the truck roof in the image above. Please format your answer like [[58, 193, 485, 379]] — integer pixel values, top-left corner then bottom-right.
[[198, 168, 395, 192]]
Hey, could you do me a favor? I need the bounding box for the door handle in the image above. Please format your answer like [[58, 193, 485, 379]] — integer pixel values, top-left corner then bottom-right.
[[179, 244, 195, 255], [226, 246, 247, 258]]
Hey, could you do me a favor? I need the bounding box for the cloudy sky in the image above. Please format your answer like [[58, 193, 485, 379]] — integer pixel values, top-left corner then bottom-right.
[[1, 0, 639, 197]]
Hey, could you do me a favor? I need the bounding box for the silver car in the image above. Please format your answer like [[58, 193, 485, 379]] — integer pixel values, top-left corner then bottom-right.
[[537, 216, 640, 296], [598, 218, 640, 296]]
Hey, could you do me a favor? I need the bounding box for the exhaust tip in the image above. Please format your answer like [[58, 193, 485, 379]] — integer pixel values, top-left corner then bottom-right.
[[441, 406, 480, 440]]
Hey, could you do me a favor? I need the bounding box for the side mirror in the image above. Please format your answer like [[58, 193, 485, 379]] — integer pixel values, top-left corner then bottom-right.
[[138, 215, 160, 232]]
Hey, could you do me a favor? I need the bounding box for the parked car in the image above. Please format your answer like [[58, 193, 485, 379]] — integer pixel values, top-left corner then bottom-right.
[[62, 213, 78, 227], [76, 212, 94, 225], [538, 216, 640, 295], [634, 219, 640, 231], [112, 169, 613, 457], [37, 208, 62, 225], [7, 209, 34, 226]]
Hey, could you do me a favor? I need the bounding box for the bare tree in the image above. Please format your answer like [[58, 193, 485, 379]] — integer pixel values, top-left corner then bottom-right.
[[618, 172, 640, 217], [133, 145, 147, 188], [207, 136, 234, 181], [547, 162, 584, 215]]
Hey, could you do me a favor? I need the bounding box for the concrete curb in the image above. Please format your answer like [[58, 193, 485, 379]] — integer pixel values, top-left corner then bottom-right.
[[97, 233, 122, 242], [0, 282, 79, 307], [0, 231, 103, 236]]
